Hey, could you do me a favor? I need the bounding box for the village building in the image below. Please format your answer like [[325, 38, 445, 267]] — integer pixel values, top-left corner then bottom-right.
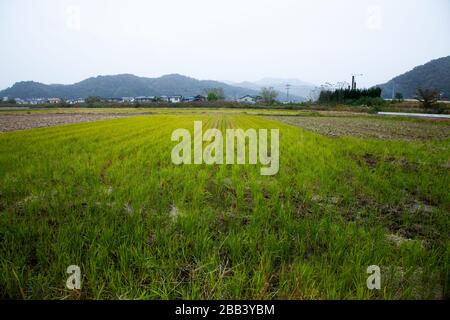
[[169, 96, 182, 103], [237, 95, 262, 104], [48, 98, 62, 104]]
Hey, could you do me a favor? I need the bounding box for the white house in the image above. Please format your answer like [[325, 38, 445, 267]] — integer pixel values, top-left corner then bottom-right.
[[67, 98, 85, 105], [238, 95, 258, 104], [15, 98, 27, 104], [135, 96, 154, 102], [48, 98, 62, 104], [169, 96, 182, 103]]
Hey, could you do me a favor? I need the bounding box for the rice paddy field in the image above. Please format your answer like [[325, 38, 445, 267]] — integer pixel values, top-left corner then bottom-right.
[[0, 109, 449, 299]]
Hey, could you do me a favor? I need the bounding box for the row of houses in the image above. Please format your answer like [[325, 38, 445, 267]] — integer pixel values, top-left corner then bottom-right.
[[119, 95, 264, 104], [7, 97, 85, 105], [109, 95, 207, 103], [4, 94, 265, 105], [102, 95, 268, 104], [6, 95, 209, 105]]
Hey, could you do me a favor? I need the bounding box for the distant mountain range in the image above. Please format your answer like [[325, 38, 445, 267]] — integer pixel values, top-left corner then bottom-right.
[[6, 55, 447, 103], [376, 56, 450, 99], [0, 74, 307, 102], [227, 78, 316, 101]]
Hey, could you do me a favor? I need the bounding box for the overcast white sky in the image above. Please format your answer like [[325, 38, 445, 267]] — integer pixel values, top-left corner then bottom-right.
[[0, 0, 449, 89]]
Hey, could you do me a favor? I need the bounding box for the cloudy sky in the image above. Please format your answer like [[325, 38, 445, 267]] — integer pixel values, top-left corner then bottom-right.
[[0, 0, 449, 89]]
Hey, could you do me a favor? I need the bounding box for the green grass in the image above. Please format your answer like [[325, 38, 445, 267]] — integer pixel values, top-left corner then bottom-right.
[[0, 113, 449, 299]]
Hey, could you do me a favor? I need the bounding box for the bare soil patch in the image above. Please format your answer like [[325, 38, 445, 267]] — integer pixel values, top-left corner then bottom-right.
[[269, 116, 450, 140], [0, 113, 141, 132]]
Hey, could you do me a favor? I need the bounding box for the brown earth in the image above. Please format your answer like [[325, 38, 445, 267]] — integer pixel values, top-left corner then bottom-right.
[[0, 113, 143, 132], [269, 116, 450, 140]]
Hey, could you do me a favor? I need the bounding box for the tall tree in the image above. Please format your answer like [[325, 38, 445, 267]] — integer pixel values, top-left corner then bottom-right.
[[206, 88, 225, 101], [394, 92, 404, 101], [415, 88, 439, 109], [260, 87, 278, 105]]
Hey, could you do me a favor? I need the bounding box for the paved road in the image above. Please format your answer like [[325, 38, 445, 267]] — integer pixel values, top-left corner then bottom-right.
[[378, 112, 450, 119]]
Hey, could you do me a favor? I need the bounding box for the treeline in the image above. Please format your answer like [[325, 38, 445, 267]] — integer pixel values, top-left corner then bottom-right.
[[318, 87, 382, 104], [0, 98, 17, 105]]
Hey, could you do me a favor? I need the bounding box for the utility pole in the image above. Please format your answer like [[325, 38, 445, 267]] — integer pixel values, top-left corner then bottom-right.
[[392, 82, 395, 100], [285, 84, 291, 103]]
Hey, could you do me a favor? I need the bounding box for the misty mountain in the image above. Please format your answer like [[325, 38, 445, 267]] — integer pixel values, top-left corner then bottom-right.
[[230, 78, 316, 101], [0, 74, 270, 100], [376, 56, 450, 99]]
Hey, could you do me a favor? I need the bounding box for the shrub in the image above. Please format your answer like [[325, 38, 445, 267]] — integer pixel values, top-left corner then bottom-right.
[[415, 88, 439, 110]]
